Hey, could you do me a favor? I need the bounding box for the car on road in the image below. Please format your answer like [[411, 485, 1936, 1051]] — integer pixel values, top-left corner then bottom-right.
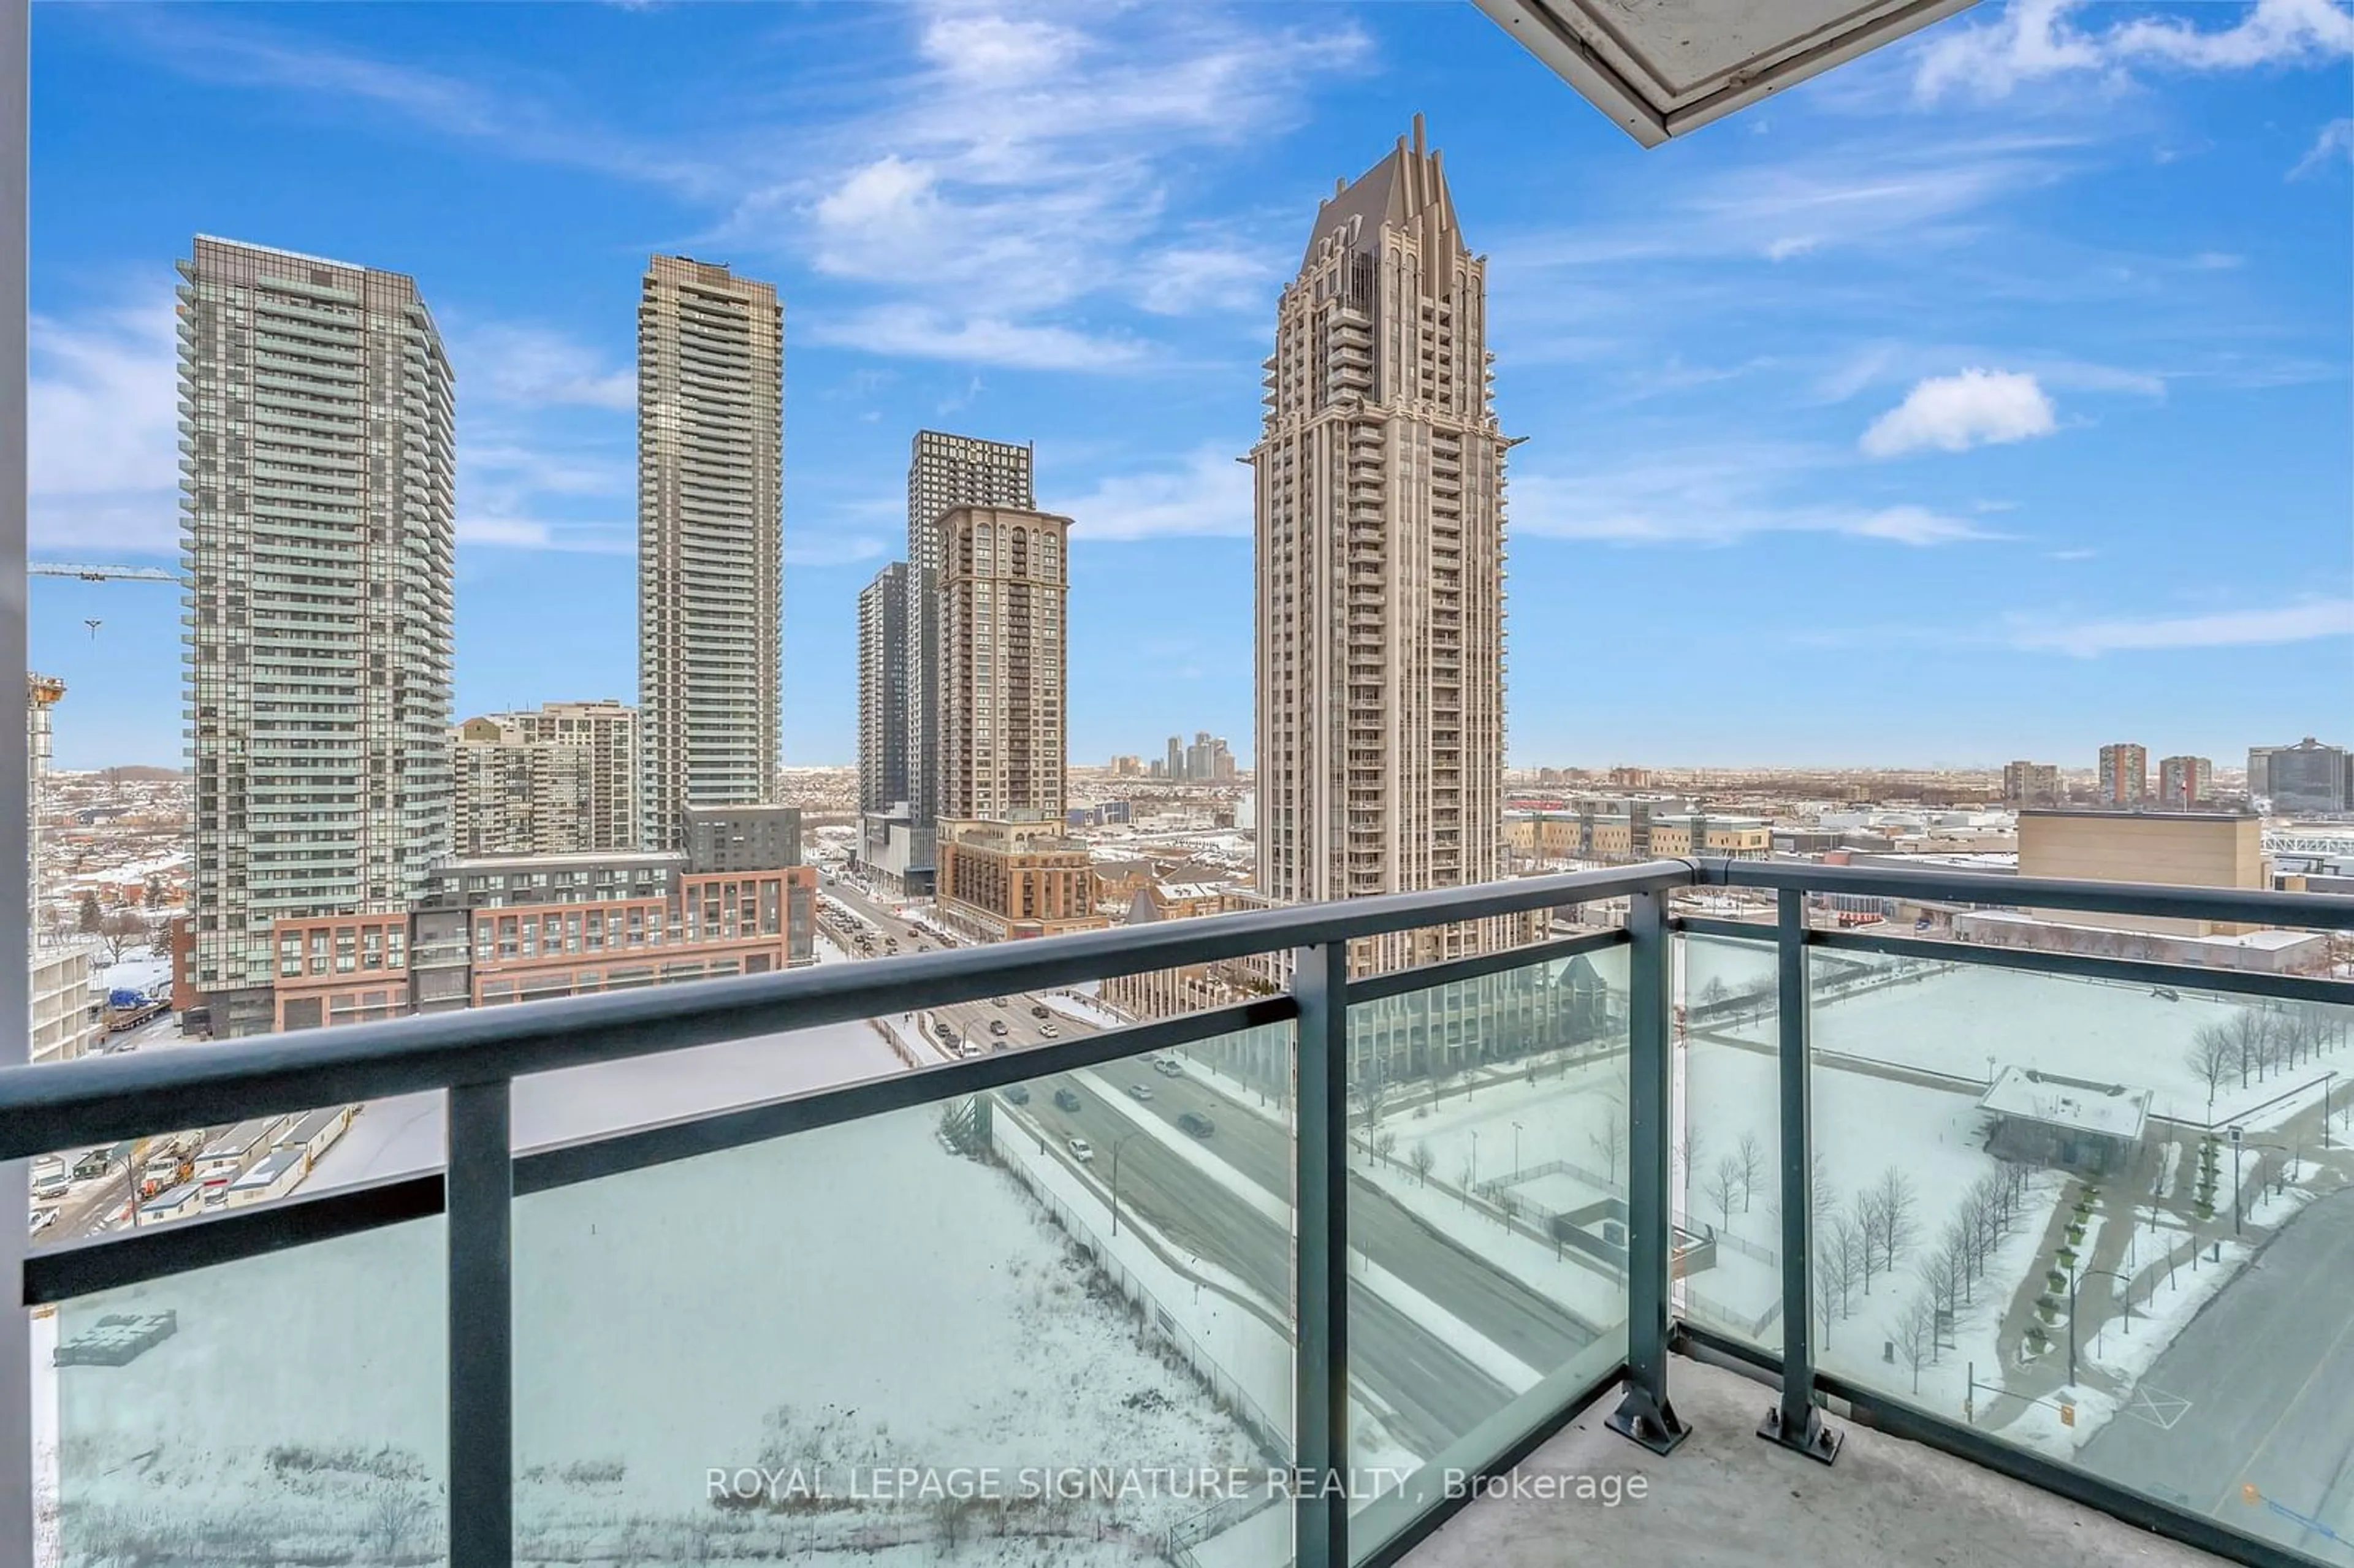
[[1038, 1024, 1059, 1040], [1030, 1004, 1051, 1019], [1127, 1084, 1152, 1102], [991, 996, 1008, 1008], [1154, 1058, 1184, 1078], [1067, 1136, 1095, 1163], [72, 1149, 111, 1180], [958, 1040, 982, 1059], [1053, 1087, 1083, 1113], [1002, 1083, 1031, 1105], [29, 1207, 58, 1234], [932, 1022, 955, 1040], [988, 1020, 1009, 1037], [1177, 1111, 1215, 1139]]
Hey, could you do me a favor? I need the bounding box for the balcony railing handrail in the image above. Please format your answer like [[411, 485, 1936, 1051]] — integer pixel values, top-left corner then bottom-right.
[[0, 858, 1690, 1159], [1708, 856, 2354, 928]]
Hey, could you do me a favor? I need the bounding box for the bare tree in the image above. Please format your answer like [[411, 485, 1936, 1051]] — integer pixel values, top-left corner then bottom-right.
[[2185, 1026, 2233, 1108], [1823, 1213, 1867, 1321], [1674, 1126, 1706, 1186], [1735, 1131, 1765, 1214], [2226, 1008, 2271, 1088], [1889, 1291, 1937, 1395], [1590, 1117, 1626, 1188], [1867, 1166, 1919, 1280], [1703, 1154, 1743, 1234], [1409, 1142, 1436, 1186], [1854, 1187, 1889, 1288], [99, 910, 148, 964]]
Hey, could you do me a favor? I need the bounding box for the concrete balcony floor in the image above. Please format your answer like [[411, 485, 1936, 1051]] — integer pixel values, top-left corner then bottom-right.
[[1412, 1357, 2220, 1568]]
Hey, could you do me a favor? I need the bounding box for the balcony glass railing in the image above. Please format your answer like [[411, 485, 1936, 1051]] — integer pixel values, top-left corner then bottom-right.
[[2, 861, 2351, 1568]]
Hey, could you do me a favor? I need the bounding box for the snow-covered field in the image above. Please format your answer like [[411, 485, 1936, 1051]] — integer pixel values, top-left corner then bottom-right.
[[50, 1108, 1274, 1568], [1726, 961, 2342, 1131], [305, 1018, 908, 1193]]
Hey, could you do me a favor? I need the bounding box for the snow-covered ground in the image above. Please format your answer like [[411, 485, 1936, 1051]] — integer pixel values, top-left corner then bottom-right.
[[305, 1018, 907, 1193], [50, 1108, 1279, 1567], [1731, 962, 2342, 1131]]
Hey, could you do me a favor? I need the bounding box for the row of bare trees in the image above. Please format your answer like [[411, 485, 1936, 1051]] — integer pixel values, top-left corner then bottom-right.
[[2183, 1002, 2348, 1104], [1817, 1163, 2035, 1391]]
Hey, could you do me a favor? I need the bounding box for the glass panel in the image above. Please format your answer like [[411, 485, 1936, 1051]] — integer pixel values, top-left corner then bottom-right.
[[1345, 946, 1631, 1557], [1807, 950, 2354, 1562], [47, 1217, 448, 1566], [514, 1019, 1296, 1568], [1673, 931, 1786, 1352]]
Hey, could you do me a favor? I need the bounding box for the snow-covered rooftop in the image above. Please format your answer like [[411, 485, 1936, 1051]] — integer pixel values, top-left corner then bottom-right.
[[1978, 1065, 2150, 1141]]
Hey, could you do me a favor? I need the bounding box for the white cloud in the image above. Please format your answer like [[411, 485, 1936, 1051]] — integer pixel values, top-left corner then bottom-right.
[[718, 3, 1368, 363], [807, 305, 1149, 372], [457, 516, 632, 554], [2290, 116, 2354, 178], [1507, 446, 1999, 549], [1051, 446, 1252, 541], [1916, 0, 2354, 101], [457, 324, 633, 409], [1138, 245, 1271, 316], [1861, 368, 2057, 457], [2006, 598, 2354, 657], [783, 533, 892, 568], [28, 298, 181, 555]]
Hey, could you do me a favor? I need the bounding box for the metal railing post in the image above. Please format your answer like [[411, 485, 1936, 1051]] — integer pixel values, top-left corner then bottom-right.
[[1759, 888, 1841, 1462], [1607, 890, 1688, 1453], [448, 1081, 514, 1567], [1292, 940, 1350, 1568]]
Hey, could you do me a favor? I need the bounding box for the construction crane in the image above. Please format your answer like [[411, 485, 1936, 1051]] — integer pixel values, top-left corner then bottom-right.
[[29, 563, 181, 584]]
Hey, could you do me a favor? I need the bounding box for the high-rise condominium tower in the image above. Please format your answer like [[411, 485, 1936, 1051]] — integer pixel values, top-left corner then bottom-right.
[[180, 236, 455, 1035], [905, 431, 1034, 834], [856, 562, 911, 814], [2097, 742, 2148, 806], [1251, 118, 1510, 965], [939, 508, 1070, 823], [454, 699, 639, 856], [638, 256, 783, 851]]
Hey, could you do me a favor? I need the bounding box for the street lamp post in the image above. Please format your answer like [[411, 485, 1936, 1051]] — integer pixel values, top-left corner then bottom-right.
[[2230, 1126, 2244, 1236], [2067, 1266, 2135, 1387], [1108, 1131, 1146, 1238], [1512, 1121, 1524, 1181], [1470, 1130, 1480, 1191]]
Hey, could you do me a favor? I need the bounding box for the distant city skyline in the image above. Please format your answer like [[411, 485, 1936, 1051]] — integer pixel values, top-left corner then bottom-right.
[[26, 4, 2353, 772]]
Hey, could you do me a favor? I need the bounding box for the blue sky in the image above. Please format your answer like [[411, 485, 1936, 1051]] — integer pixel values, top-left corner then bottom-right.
[[26, 0, 2354, 772]]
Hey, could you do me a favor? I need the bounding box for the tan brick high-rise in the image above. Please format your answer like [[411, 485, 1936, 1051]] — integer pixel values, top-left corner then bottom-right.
[[938, 506, 1068, 823], [637, 256, 783, 851], [1252, 117, 1514, 969]]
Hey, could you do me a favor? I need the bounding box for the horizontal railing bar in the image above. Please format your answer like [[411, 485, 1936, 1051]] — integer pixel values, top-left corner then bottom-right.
[[1675, 1321, 2314, 1568], [1813, 1368, 2318, 1568], [1347, 927, 1630, 1004], [0, 861, 1691, 1160], [24, 1173, 443, 1305], [26, 1002, 1297, 1301], [514, 998, 1296, 1196], [1705, 857, 2354, 929], [1354, 1357, 1629, 1568], [1673, 915, 1770, 943], [1810, 927, 2354, 1008]]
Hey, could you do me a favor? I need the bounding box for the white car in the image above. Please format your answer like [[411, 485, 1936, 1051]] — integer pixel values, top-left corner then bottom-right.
[[958, 1040, 983, 1059], [1067, 1137, 1095, 1163]]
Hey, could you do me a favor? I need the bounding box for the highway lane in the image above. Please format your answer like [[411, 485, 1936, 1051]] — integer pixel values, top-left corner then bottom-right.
[[2079, 1185, 2354, 1564], [1085, 1060, 1606, 1376], [1003, 1079, 1509, 1455]]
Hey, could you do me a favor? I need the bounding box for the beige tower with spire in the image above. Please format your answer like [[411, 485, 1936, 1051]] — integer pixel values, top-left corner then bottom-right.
[[1252, 116, 1520, 970]]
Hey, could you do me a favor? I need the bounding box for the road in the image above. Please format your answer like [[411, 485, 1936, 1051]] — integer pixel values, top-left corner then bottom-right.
[[820, 871, 1610, 1456], [2079, 1183, 2354, 1562]]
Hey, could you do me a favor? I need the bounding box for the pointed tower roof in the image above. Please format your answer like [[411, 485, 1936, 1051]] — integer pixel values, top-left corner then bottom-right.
[[1299, 113, 1465, 275]]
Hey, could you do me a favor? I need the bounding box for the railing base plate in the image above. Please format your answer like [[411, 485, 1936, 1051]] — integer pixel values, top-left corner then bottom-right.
[[1606, 1388, 1689, 1455], [1758, 1403, 1842, 1464]]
